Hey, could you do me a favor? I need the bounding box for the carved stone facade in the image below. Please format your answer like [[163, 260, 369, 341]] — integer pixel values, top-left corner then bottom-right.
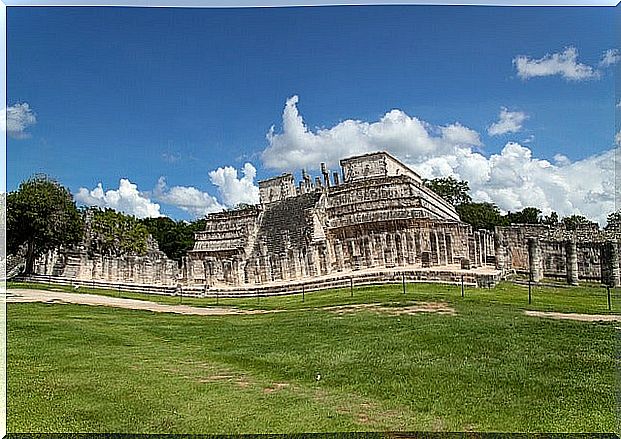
[[33, 236, 179, 287], [185, 152, 497, 289], [28, 150, 619, 293], [495, 223, 621, 286]]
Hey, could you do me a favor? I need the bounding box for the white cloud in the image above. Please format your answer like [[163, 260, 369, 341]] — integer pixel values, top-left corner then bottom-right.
[[262, 95, 481, 171], [1, 103, 37, 139], [261, 96, 614, 224], [513, 47, 600, 81], [617, 100, 621, 109], [615, 130, 621, 147], [75, 179, 162, 218], [488, 107, 528, 136], [208, 162, 260, 208], [599, 48, 620, 67], [153, 177, 224, 217]]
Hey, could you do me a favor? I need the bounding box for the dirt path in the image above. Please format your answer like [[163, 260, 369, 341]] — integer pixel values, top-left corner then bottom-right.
[[324, 302, 456, 315], [524, 310, 621, 322], [7, 288, 280, 316]]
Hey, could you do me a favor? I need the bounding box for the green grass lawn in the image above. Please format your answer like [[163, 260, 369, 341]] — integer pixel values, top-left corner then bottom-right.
[[7, 281, 619, 433]]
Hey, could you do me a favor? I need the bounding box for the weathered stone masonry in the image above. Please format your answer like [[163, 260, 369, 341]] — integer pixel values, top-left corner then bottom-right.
[[30, 151, 620, 292], [495, 223, 621, 286], [186, 152, 497, 289]]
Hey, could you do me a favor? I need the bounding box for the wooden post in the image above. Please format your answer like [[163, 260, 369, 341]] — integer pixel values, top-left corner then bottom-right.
[[607, 285, 611, 311], [350, 277, 353, 298], [528, 276, 532, 305], [461, 275, 464, 298], [402, 272, 406, 295], [302, 284, 305, 303]]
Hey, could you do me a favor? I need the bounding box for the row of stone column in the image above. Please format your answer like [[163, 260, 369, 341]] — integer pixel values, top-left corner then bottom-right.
[[528, 238, 620, 286], [331, 228, 455, 272], [469, 231, 495, 268]]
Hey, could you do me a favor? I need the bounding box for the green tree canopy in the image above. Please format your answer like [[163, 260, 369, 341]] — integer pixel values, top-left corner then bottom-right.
[[504, 207, 542, 225], [561, 214, 596, 231], [605, 210, 621, 230], [541, 211, 559, 226], [455, 202, 504, 231], [141, 217, 207, 261], [423, 176, 472, 207], [7, 175, 84, 273], [88, 208, 150, 256]]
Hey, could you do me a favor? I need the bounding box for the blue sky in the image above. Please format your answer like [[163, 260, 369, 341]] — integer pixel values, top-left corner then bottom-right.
[[6, 5, 619, 222]]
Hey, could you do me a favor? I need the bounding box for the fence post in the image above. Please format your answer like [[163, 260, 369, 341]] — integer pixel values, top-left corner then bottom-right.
[[350, 277, 353, 298], [302, 284, 305, 303], [402, 272, 406, 295], [461, 275, 464, 298], [528, 274, 532, 305], [607, 285, 611, 311]]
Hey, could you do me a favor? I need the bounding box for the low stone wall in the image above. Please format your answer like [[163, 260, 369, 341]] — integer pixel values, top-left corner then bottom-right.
[[15, 274, 178, 295], [33, 248, 180, 287]]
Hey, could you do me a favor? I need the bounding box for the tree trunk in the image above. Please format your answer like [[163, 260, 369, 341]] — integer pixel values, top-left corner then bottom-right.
[[24, 241, 36, 275]]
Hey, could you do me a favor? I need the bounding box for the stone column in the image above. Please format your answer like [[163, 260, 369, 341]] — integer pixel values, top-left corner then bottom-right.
[[365, 237, 375, 267], [396, 232, 405, 266], [380, 233, 388, 266], [335, 240, 344, 271], [528, 238, 543, 282], [494, 232, 505, 271], [565, 240, 579, 285], [601, 241, 621, 287]]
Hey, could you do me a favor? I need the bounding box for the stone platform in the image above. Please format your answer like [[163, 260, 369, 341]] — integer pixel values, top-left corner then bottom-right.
[[16, 264, 501, 299]]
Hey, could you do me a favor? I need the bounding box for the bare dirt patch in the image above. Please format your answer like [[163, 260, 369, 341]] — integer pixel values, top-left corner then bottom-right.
[[7, 288, 281, 316], [524, 310, 621, 322], [262, 383, 290, 394], [324, 302, 456, 316]]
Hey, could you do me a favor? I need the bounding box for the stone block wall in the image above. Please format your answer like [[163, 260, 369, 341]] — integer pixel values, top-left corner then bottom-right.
[[34, 247, 179, 286]]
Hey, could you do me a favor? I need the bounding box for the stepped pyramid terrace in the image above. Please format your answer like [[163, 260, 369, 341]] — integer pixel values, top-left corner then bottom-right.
[[26, 151, 621, 297], [182, 151, 500, 292]]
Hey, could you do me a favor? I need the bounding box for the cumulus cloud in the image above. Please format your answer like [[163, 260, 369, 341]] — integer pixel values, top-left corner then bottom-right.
[[599, 48, 620, 67], [488, 108, 528, 136], [153, 177, 224, 217], [262, 95, 481, 171], [75, 179, 162, 218], [208, 163, 260, 207], [262, 96, 614, 224], [1, 103, 37, 139], [513, 47, 600, 81]]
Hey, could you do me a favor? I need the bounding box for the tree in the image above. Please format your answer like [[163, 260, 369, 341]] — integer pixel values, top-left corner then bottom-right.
[[88, 208, 150, 256], [561, 214, 596, 231], [455, 202, 504, 231], [504, 207, 542, 225], [541, 211, 559, 226], [7, 175, 84, 274], [141, 216, 208, 261], [423, 177, 472, 207], [605, 210, 621, 230]]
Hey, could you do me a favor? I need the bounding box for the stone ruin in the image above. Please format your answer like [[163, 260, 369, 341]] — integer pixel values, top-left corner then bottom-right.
[[182, 151, 498, 291], [28, 151, 621, 294], [495, 222, 621, 287]]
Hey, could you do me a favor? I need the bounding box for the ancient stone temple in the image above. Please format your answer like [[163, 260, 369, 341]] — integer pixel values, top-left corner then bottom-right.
[[184, 151, 497, 289]]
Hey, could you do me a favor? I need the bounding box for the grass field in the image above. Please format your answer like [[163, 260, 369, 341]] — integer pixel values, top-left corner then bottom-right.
[[7, 281, 619, 433]]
